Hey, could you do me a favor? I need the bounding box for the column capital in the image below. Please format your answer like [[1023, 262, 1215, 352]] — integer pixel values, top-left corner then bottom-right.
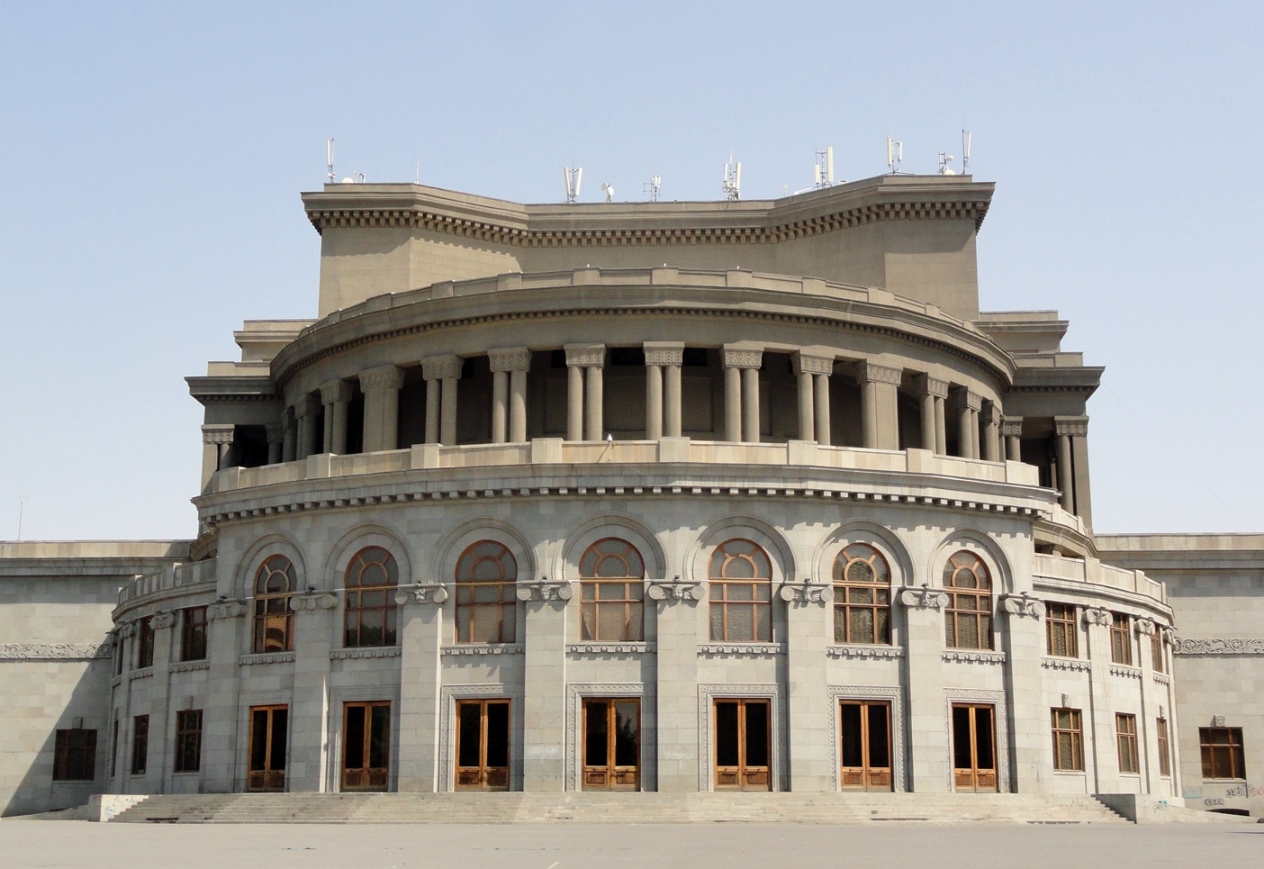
[[643, 341, 685, 367], [959, 388, 984, 412], [1083, 606, 1113, 627], [201, 424, 235, 445], [208, 600, 247, 621], [913, 372, 949, 398], [791, 351, 834, 377], [999, 593, 1044, 619], [721, 344, 763, 370], [777, 581, 834, 605], [985, 401, 1003, 426], [320, 378, 354, 404], [1054, 415, 1089, 437], [646, 579, 705, 602], [488, 347, 532, 373], [359, 364, 406, 392], [289, 592, 339, 612], [293, 392, 322, 417], [515, 577, 573, 602], [897, 586, 949, 610], [394, 584, 449, 605], [858, 360, 902, 386], [150, 611, 176, 630], [1000, 416, 1024, 437], [1135, 617, 1157, 637], [564, 343, 605, 368]]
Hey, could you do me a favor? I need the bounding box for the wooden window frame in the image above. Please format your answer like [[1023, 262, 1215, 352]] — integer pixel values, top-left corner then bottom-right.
[[579, 538, 645, 642], [130, 714, 149, 776], [1045, 602, 1078, 658], [943, 551, 993, 651], [1116, 713, 1139, 774], [1050, 708, 1084, 771], [1151, 633, 1165, 673], [1199, 727, 1247, 780], [708, 539, 773, 643], [174, 709, 202, 773], [454, 541, 518, 644], [252, 555, 296, 653], [832, 543, 891, 645], [53, 728, 97, 781], [1109, 613, 1133, 665], [1157, 718, 1171, 777], [180, 606, 208, 662], [136, 616, 156, 669], [115, 637, 125, 676], [343, 546, 399, 648]]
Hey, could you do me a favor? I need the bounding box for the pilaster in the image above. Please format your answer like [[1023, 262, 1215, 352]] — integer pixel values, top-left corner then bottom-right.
[[202, 599, 247, 793], [898, 586, 950, 791], [1083, 606, 1115, 793], [648, 579, 705, 792], [287, 592, 338, 792], [395, 585, 448, 792], [780, 581, 834, 791], [146, 611, 176, 793], [518, 578, 572, 790], [999, 594, 1046, 791]]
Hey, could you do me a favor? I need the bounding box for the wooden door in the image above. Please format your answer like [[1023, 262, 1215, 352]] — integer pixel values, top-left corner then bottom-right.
[[342, 701, 390, 791], [247, 705, 287, 792], [455, 699, 510, 790], [582, 698, 641, 789], [714, 699, 771, 790], [840, 700, 893, 791], [951, 703, 997, 792]]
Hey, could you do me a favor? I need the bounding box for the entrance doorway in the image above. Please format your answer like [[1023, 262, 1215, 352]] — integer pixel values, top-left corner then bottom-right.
[[714, 699, 771, 790], [951, 703, 997, 792], [582, 698, 640, 789], [342, 701, 390, 791], [839, 700, 893, 791], [455, 699, 510, 790], [247, 705, 287, 792]]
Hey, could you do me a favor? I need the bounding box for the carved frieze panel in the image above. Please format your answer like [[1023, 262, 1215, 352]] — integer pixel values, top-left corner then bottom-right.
[[826, 645, 903, 660], [395, 584, 449, 605], [999, 594, 1044, 619], [0, 643, 112, 660], [515, 578, 573, 602], [778, 582, 833, 605], [898, 587, 949, 611], [1174, 637, 1264, 656], [646, 580, 704, 602]]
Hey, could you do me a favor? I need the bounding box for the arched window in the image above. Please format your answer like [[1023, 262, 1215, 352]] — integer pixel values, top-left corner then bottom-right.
[[708, 539, 772, 642], [944, 551, 992, 650], [832, 543, 891, 644], [455, 541, 517, 644], [344, 546, 399, 648], [579, 538, 645, 642], [253, 555, 296, 653]]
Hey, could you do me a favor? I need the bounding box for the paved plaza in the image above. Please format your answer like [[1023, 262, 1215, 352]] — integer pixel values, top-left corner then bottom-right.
[[0, 821, 1260, 868]]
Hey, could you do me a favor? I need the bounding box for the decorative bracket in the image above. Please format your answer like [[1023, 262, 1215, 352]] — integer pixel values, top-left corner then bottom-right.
[[1083, 607, 1113, 627], [898, 585, 949, 611], [515, 578, 573, 602], [646, 579, 705, 602], [1135, 617, 1157, 637], [778, 582, 834, 605], [395, 584, 449, 605], [150, 611, 176, 630], [999, 593, 1044, 620], [290, 592, 338, 612], [208, 600, 247, 621]]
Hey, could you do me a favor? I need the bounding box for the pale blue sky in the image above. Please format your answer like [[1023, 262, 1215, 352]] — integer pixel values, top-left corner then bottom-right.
[[2, 1, 1262, 540]]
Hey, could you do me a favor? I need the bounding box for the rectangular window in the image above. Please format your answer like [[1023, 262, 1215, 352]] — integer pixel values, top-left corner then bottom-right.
[[1116, 713, 1139, 774], [137, 617, 156, 669], [131, 715, 149, 775], [1050, 708, 1084, 771], [111, 714, 119, 777], [1157, 718, 1171, 777], [115, 637, 125, 676], [1151, 633, 1165, 673], [53, 729, 97, 781], [1200, 727, 1246, 779], [181, 607, 208, 662], [1109, 613, 1132, 665], [1045, 602, 1078, 657], [174, 710, 203, 773]]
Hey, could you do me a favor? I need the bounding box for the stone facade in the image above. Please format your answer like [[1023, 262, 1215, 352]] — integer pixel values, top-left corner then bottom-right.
[[0, 173, 1258, 817]]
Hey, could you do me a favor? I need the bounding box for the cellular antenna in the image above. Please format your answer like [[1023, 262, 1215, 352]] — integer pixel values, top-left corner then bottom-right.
[[961, 129, 972, 173], [938, 152, 956, 175], [326, 138, 335, 184], [600, 182, 615, 203], [563, 165, 583, 204], [644, 174, 661, 202], [814, 146, 836, 189], [722, 154, 741, 201], [886, 136, 903, 174]]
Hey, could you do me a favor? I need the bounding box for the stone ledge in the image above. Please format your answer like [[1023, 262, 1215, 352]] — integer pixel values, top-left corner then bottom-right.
[[826, 644, 903, 660], [169, 660, 210, 673], [331, 647, 402, 660], [942, 649, 1006, 664], [567, 643, 654, 655], [698, 643, 786, 658], [441, 644, 524, 657], [1041, 656, 1091, 672], [240, 651, 296, 666]]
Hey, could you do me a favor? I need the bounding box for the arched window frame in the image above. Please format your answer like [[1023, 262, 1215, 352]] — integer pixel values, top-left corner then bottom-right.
[[943, 550, 993, 650], [708, 539, 772, 643], [455, 540, 518, 644], [832, 543, 892, 645], [253, 554, 296, 653], [578, 537, 645, 642], [343, 546, 399, 648]]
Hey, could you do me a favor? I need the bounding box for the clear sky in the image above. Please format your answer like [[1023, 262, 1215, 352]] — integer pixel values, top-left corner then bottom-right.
[[2, 1, 1262, 541]]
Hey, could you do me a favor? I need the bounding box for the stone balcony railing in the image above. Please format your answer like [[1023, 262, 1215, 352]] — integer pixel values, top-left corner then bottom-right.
[[118, 558, 217, 608], [1032, 552, 1167, 605]]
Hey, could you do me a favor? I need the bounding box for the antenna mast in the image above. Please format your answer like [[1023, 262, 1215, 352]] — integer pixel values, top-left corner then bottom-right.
[[722, 154, 741, 201], [326, 138, 335, 184], [886, 137, 903, 174], [961, 129, 972, 173], [644, 174, 661, 202], [813, 146, 835, 189], [563, 165, 583, 204]]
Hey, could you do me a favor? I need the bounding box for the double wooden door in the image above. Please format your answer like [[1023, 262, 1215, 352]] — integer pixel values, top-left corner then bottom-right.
[[839, 700, 893, 791], [714, 699, 771, 790], [342, 701, 390, 791], [582, 698, 640, 789], [455, 699, 510, 790], [247, 705, 287, 792], [951, 703, 997, 792]]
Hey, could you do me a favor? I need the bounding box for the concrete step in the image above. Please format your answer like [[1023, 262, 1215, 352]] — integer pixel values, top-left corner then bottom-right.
[[110, 792, 1129, 825]]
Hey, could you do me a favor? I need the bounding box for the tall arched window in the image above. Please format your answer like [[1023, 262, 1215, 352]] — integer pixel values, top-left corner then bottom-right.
[[832, 543, 891, 645], [944, 550, 992, 650], [455, 541, 517, 644], [579, 538, 645, 642], [253, 555, 296, 653], [708, 539, 772, 642], [344, 546, 399, 648]]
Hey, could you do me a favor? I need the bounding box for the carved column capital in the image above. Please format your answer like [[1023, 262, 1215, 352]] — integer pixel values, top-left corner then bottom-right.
[[1000, 416, 1024, 437], [320, 379, 354, 404], [721, 345, 763, 370], [999, 593, 1044, 619], [394, 584, 449, 605], [208, 600, 247, 621], [960, 389, 984, 412], [488, 347, 532, 373], [564, 344, 605, 369], [985, 402, 1003, 426], [778, 582, 834, 605], [858, 360, 903, 386], [116, 621, 137, 639], [360, 364, 406, 391], [1054, 415, 1089, 437], [1084, 606, 1113, 627], [646, 579, 705, 602], [515, 578, 573, 602], [913, 373, 949, 399], [289, 592, 339, 612], [201, 424, 235, 445], [791, 352, 834, 377], [293, 392, 321, 417], [643, 341, 685, 367], [150, 611, 176, 630], [898, 586, 949, 611], [1135, 617, 1157, 637]]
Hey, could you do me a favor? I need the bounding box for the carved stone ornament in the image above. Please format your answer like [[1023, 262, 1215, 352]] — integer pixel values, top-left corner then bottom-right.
[[420, 354, 461, 381], [1135, 618, 1157, 637], [860, 361, 903, 386], [1161, 626, 1176, 647], [1174, 637, 1264, 656], [116, 622, 137, 639], [1083, 607, 1113, 627], [1000, 417, 1024, 437], [915, 374, 949, 399], [563, 344, 605, 368], [942, 650, 1006, 665], [646, 579, 705, 602], [290, 592, 338, 612], [999, 593, 1045, 620], [488, 347, 532, 372], [150, 611, 176, 630], [441, 644, 524, 657], [201, 424, 235, 445], [778, 582, 834, 605], [515, 578, 573, 602], [360, 364, 406, 391], [898, 586, 949, 611], [826, 645, 904, 660], [208, 600, 247, 621], [1054, 416, 1089, 437], [0, 643, 112, 660], [395, 584, 449, 605], [962, 389, 984, 412], [697, 643, 785, 657], [320, 379, 354, 404], [1041, 656, 1091, 673], [643, 342, 684, 367], [792, 353, 834, 377], [721, 347, 763, 370], [567, 643, 654, 655]]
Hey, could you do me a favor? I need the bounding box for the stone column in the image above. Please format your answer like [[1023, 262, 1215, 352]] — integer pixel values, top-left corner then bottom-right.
[[202, 599, 247, 793], [281, 409, 296, 463], [793, 352, 833, 445], [1001, 416, 1023, 462], [265, 422, 284, 465], [999, 594, 1047, 791], [359, 365, 405, 453], [647, 579, 705, 793], [295, 394, 321, 460], [420, 355, 461, 446], [722, 345, 762, 443], [395, 584, 448, 792], [517, 578, 573, 791], [780, 582, 834, 791], [146, 611, 176, 792], [1135, 618, 1159, 793], [914, 375, 949, 454], [1083, 607, 1115, 793], [982, 402, 1002, 463], [859, 361, 902, 450], [934, 392, 947, 456], [424, 379, 440, 445], [957, 389, 982, 460], [489, 348, 531, 445], [1056, 416, 1092, 528], [509, 366, 529, 443], [664, 351, 683, 438], [288, 592, 338, 792], [898, 586, 951, 791], [644, 343, 685, 440], [201, 424, 235, 492], [1054, 423, 1075, 513], [564, 344, 605, 442], [441, 367, 460, 447], [320, 379, 353, 455], [795, 365, 814, 441]]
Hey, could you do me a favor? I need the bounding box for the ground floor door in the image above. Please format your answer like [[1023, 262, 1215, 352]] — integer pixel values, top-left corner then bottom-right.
[[247, 704, 287, 792], [582, 698, 640, 790], [714, 699, 771, 790], [839, 700, 893, 791], [455, 699, 510, 791], [342, 701, 390, 791], [951, 703, 997, 792]]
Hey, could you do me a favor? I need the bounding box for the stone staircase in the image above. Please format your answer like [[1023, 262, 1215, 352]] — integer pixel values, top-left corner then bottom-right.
[[109, 791, 1129, 825]]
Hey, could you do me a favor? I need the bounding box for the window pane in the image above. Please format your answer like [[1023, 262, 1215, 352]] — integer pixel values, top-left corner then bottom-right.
[[369, 705, 390, 769], [614, 702, 639, 768], [598, 604, 626, 640], [485, 703, 510, 768], [716, 703, 739, 766], [744, 703, 769, 767], [727, 604, 754, 641], [849, 608, 874, 644], [840, 704, 863, 767], [867, 704, 890, 768], [458, 704, 481, 767], [345, 706, 366, 769], [585, 701, 609, 767]]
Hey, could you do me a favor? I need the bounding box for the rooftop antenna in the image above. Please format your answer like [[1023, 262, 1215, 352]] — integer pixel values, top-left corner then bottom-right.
[[17, 496, 24, 541], [415, 159, 421, 184], [600, 181, 615, 203], [563, 165, 583, 204], [644, 174, 661, 202], [886, 136, 903, 174], [722, 153, 741, 201], [326, 138, 335, 184], [961, 129, 972, 173], [938, 152, 956, 175], [813, 146, 836, 189]]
